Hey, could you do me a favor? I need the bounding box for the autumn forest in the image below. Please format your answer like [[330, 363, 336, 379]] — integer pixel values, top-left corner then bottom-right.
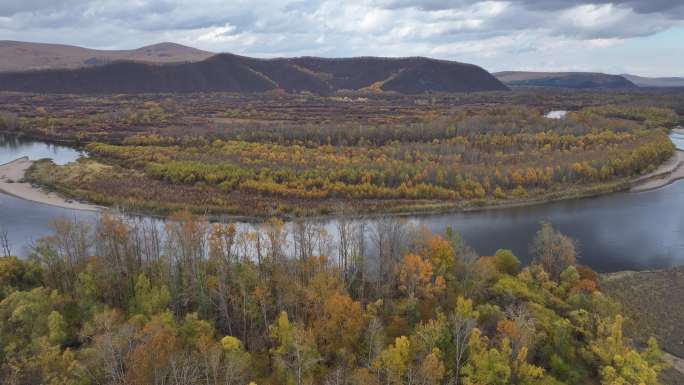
[[1, 91, 680, 217], [1, 89, 683, 385], [0, 214, 669, 385]]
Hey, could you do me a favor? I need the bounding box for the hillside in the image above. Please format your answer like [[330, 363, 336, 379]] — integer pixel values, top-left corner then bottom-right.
[[0, 53, 509, 94], [0, 41, 214, 72], [622, 74, 684, 88], [602, 268, 684, 384], [495, 71, 637, 89]]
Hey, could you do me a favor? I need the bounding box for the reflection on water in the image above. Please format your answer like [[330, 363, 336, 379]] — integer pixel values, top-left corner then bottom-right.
[[0, 134, 84, 165], [1, 133, 684, 272]]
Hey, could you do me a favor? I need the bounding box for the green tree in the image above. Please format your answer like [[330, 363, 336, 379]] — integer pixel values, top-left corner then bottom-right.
[[270, 311, 321, 385], [130, 273, 171, 317], [494, 249, 521, 276], [461, 329, 511, 385]]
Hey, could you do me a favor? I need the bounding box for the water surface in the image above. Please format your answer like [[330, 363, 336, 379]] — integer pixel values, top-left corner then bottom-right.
[[0, 135, 84, 165], [545, 110, 568, 119]]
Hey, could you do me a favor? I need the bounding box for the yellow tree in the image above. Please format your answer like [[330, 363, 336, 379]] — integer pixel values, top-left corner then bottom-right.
[[313, 293, 364, 361], [397, 254, 445, 300], [374, 336, 411, 385]]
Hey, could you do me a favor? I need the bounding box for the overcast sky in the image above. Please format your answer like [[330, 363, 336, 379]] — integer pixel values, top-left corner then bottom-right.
[[1, 0, 683, 76]]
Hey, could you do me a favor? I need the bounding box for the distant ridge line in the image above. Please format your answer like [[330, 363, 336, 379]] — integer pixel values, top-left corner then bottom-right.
[[0, 50, 509, 95]]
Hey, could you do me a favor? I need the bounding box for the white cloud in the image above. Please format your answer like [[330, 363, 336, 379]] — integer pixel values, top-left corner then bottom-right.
[[0, 0, 682, 75]]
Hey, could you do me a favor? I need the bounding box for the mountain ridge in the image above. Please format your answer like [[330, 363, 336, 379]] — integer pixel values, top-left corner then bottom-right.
[[0, 40, 214, 72], [0, 52, 510, 94], [621, 74, 684, 88], [494, 71, 637, 89]]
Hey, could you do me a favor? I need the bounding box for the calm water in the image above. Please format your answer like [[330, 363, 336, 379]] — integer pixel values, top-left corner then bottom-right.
[[1, 134, 683, 272], [545, 110, 568, 119], [0, 135, 84, 165]]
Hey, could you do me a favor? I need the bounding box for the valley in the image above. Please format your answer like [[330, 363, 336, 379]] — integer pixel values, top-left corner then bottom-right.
[[1, 33, 683, 384]]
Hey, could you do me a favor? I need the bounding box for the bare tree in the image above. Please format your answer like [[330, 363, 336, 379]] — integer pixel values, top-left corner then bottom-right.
[[449, 303, 478, 384], [208, 223, 237, 334], [30, 216, 91, 295], [0, 226, 10, 257], [293, 220, 316, 261], [370, 217, 407, 292], [505, 304, 536, 359], [529, 222, 578, 280], [337, 217, 362, 283], [165, 212, 209, 315]]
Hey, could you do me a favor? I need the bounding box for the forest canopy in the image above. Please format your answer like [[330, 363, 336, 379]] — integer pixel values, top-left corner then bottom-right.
[[0, 214, 670, 385]]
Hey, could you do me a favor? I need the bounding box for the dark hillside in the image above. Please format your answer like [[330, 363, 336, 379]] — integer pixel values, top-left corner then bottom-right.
[[0, 53, 508, 94]]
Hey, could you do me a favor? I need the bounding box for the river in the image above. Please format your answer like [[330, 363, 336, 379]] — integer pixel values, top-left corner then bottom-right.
[[1, 133, 683, 272]]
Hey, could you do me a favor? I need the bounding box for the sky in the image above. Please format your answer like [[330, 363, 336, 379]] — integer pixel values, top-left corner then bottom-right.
[[1, 0, 683, 76]]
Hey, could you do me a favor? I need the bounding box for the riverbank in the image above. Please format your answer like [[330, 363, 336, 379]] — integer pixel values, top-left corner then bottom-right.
[[0, 157, 100, 211], [630, 150, 684, 192]]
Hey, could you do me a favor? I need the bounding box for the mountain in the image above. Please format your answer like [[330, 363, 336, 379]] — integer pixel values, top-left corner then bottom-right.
[[0, 53, 509, 94], [494, 71, 637, 89], [0, 41, 214, 72], [621, 74, 684, 88]]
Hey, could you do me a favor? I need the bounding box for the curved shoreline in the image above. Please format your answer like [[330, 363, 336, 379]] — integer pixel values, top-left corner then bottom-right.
[[0, 157, 101, 212], [2, 149, 683, 221], [630, 150, 684, 193]]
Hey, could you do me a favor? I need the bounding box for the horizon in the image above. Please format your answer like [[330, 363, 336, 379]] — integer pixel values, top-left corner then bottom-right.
[[1, 38, 681, 79], [1, 0, 683, 77]]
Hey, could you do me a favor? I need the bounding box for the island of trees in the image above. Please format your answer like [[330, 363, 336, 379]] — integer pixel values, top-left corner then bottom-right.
[[0, 214, 669, 384], [5, 95, 677, 217]]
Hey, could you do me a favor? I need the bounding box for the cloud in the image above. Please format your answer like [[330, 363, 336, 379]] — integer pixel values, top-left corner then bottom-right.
[[380, 0, 684, 16], [0, 0, 682, 75]]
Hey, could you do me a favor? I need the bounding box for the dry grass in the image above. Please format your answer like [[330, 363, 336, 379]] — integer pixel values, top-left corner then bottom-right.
[[602, 267, 684, 384]]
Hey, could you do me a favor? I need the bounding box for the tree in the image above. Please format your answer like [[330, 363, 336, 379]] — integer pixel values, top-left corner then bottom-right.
[[0, 226, 10, 257], [314, 293, 364, 361], [414, 228, 456, 277], [397, 254, 445, 300], [591, 315, 665, 385], [130, 273, 171, 317], [0, 256, 42, 300], [494, 249, 520, 276], [461, 329, 511, 385], [270, 311, 321, 385], [449, 297, 479, 383], [219, 335, 251, 385], [418, 348, 445, 385], [374, 336, 411, 385], [529, 222, 577, 280]]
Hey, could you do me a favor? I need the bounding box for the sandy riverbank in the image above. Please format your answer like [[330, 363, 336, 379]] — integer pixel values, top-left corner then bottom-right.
[[0, 157, 100, 211], [630, 150, 684, 192]]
